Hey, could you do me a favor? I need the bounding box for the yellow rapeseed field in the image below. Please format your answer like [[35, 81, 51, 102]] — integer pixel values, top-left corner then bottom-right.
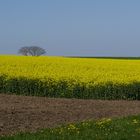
[[0, 55, 140, 99]]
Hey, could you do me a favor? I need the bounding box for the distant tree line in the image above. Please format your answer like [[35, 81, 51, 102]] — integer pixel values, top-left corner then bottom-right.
[[18, 46, 46, 56]]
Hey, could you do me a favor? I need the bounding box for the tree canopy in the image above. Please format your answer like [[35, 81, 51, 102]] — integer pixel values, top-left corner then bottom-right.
[[18, 46, 46, 56]]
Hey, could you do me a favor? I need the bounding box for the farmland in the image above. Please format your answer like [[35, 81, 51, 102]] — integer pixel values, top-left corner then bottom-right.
[[0, 55, 140, 99], [1, 55, 140, 139], [1, 113, 140, 140], [0, 94, 140, 139]]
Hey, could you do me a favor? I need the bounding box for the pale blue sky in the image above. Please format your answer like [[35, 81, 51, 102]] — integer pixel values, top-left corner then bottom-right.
[[0, 0, 140, 56]]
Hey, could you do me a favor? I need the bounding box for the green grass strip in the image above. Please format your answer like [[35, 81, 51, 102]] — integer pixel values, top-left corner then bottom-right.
[[1, 115, 140, 140]]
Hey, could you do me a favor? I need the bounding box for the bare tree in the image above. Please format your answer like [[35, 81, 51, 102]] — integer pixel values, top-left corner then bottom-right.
[[18, 46, 46, 56]]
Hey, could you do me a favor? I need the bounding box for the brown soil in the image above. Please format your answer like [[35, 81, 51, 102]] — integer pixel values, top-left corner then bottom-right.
[[0, 94, 140, 136]]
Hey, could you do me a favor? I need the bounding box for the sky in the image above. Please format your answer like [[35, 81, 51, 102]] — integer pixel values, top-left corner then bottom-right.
[[0, 0, 140, 56]]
